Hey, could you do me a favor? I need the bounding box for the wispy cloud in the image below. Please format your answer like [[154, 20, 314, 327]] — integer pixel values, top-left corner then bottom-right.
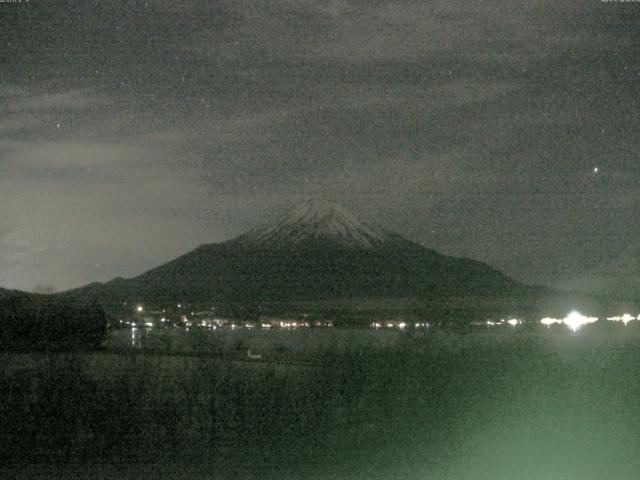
[[5, 88, 107, 112], [0, 0, 638, 290]]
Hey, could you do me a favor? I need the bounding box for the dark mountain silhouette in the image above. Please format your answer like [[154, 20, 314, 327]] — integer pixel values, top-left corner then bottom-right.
[[0, 288, 12, 299], [60, 199, 545, 316], [0, 289, 107, 350]]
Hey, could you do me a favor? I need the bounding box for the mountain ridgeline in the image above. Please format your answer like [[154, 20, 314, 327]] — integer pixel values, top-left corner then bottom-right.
[[0, 289, 107, 351], [62, 200, 542, 316]]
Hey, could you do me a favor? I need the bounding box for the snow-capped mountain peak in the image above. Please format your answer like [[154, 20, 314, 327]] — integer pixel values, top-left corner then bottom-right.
[[232, 199, 401, 249]]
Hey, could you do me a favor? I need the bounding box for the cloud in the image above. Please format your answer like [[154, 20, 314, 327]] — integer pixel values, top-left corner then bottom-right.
[[0, 148, 222, 291], [0, 113, 45, 135], [186, 0, 588, 69], [3, 139, 150, 173], [0, 86, 112, 147], [1, 0, 639, 291], [6, 89, 107, 112]]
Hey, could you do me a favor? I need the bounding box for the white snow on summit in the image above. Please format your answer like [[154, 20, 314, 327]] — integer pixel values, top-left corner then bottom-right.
[[233, 199, 402, 249]]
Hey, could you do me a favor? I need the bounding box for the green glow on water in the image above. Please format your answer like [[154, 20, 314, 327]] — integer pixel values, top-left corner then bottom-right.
[[4, 329, 640, 479]]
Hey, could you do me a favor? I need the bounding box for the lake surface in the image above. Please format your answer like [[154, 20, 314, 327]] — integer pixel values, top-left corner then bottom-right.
[[4, 324, 640, 479]]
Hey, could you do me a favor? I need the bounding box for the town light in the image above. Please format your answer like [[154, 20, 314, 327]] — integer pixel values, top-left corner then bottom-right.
[[563, 311, 597, 332], [607, 314, 635, 325], [540, 317, 562, 327]]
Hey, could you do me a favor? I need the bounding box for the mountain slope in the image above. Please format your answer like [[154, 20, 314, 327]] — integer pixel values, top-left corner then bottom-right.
[[61, 199, 533, 312], [0, 287, 28, 301]]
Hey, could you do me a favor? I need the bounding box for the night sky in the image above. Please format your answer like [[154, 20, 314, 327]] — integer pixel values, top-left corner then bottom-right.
[[1, 0, 639, 292]]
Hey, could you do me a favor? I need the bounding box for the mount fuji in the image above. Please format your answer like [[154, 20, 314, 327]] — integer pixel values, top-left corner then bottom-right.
[[61, 199, 538, 316], [233, 199, 410, 250]]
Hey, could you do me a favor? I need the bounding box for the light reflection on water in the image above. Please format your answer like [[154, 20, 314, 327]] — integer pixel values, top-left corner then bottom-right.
[[131, 327, 137, 347], [129, 326, 156, 348]]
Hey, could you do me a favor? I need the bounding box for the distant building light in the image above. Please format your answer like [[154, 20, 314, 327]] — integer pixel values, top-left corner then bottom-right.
[[136, 305, 144, 313], [607, 313, 635, 325], [540, 317, 562, 327]]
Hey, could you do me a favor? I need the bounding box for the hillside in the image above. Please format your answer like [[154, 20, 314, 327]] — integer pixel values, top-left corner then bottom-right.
[[61, 199, 545, 317]]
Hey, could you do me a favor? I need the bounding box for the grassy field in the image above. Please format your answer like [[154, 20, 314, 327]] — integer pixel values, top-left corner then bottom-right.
[[3, 325, 640, 479]]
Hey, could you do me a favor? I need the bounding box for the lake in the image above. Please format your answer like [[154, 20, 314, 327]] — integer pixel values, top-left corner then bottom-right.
[[3, 323, 640, 479]]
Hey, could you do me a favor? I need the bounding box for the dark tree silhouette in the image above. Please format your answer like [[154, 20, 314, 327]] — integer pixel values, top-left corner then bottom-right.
[[0, 293, 106, 351]]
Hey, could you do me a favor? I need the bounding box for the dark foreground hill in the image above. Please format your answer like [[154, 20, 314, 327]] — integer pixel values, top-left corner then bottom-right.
[[0, 292, 106, 350]]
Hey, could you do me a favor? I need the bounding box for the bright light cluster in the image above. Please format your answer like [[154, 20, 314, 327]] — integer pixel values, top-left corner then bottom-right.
[[486, 318, 521, 327], [371, 321, 428, 329], [562, 311, 598, 332], [607, 314, 638, 325], [540, 317, 562, 327], [279, 321, 312, 329]]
